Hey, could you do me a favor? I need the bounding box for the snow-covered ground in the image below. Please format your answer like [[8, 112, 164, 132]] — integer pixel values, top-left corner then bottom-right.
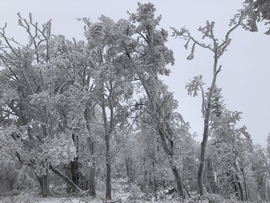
[[0, 196, 104, 203], [29, 197, 92, 203], [0, 178, 226, 203], [0, 196, 175, 203]]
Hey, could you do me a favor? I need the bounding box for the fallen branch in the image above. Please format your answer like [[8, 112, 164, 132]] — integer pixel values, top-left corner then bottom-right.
[[49, 164, 83, 193]]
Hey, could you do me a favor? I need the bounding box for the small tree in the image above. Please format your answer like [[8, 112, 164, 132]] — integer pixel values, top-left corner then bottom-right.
[[250, 145, 269, 200], [82, 15, 136, 200], [209, 103, 253, 200]]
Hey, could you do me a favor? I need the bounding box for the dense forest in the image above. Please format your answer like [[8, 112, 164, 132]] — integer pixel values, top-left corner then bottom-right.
[[0, 1, 269, 203]]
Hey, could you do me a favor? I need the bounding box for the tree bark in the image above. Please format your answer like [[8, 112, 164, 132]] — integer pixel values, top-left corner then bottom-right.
[[242, 169, 249, 200], [153, 160, 158, 200], [197, 53, 220, 196], [234, 173, 244, 201], [70, 134, 80, 189], [105, 133, 112, 200], [38, 174, 49, 197], [171, 166, 185, 198], [125, 157, 131, 183], [100, 85, 112, 200], [70, 158, 80, 188], [88, 164, 96, 197], [84, 100, 97, 196], [197, 119, 209, 195], [204, 157, 217, 193], [87, 137, 96, 197], [158, 126, 185, 199]]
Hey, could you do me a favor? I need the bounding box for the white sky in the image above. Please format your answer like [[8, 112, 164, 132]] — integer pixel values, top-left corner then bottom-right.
[[1, 0, 270, 147]]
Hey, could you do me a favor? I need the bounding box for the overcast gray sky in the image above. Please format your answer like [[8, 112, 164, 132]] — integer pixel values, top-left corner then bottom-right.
[[1, 0, 270, 146]]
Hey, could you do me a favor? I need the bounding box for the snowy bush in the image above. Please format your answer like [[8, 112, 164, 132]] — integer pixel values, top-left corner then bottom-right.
[[202, 193, 225, 203], [0, 161, 36, 195], [128, 183, 143, 200], [0, 190, 38, 203]]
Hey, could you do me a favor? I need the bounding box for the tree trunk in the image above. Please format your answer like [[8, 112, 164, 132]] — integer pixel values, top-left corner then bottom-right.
[[198, 63, 220, 196], [100, 85, 112, 200], [158, 127, 185, 199], [125, 156, 135, 183], [171, 166, 185, 198], [88, 165, 96, 197], [87, 137, 96, 197], [235, 173, 244, 201], [125, 157, 131, 183], [198, 110, 211, 196], [105, 133, 112, 200], [84, 100, 97, 196], [38, 174, 49, 197], [153, 160, 158, 200], [70, 157, 79, 188], [70, 134, 80, 189], [238, 181, 244, 201], [204, 157, 218, 193], [242, 170, 249, 200]]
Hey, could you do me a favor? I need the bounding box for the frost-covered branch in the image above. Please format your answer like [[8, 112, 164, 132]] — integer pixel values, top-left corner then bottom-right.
[[171, 17, 241, 61]]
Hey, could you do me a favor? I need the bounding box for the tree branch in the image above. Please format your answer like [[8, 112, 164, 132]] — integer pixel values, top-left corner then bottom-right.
[[49, 164, 83, 193]]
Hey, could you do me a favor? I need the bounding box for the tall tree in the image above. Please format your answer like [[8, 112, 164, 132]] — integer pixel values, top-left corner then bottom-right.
[[47, 34, 98, 196], [82, 15, 136, 200], [0, 13, 53, 197], [172, 19, 241, 195], [120, 3, 189, 198], [0, 14, 85, 197]]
